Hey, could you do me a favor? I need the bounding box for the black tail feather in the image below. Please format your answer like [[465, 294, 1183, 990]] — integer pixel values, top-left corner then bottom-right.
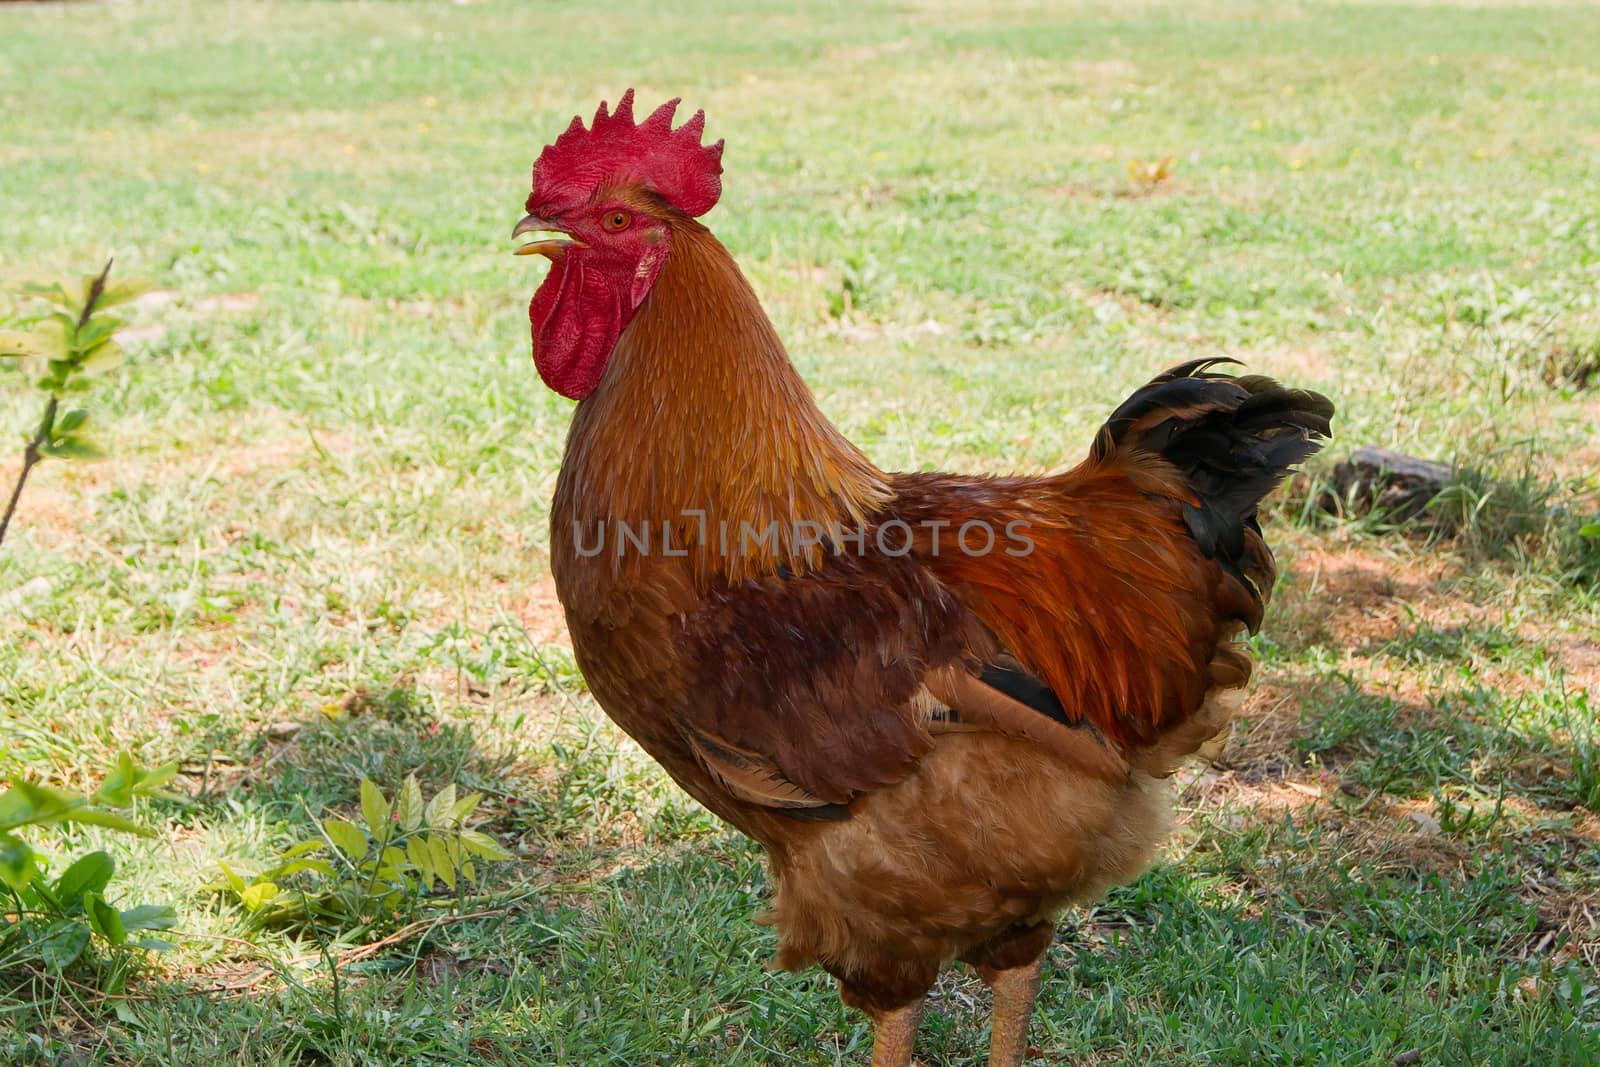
[[1095, 359, 1334, 605]]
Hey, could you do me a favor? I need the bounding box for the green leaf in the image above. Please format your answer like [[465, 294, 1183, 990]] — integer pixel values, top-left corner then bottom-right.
[[1580, 523, 1600, 539], [359, 778, 390, 839], [449, 792, 483, 825], [278, 839, 325, 861], [20, 276, 80, 308], [275, 857, 336, 878], [0, 791, 33, 830], [55, 408, 89, 434], [28, 877, 63, 913], [397, 774, 423, 832], [118, 904, 176, 933], [216, 861, 248, 894], [72, 316, 120, 353], [239, 881, 278, 911], [406, 836, 434, 890], [84, 891, 128, 945], [93, 277, 154, 310], [133, 761, 179, 795], [38, 920, 92, 970], [322, 818, 368, 861], [0, 833, 37, 891], [380, 846, 406, 870], [428, 834, 456, 890], [79, 339, 124, 375], [96, 752, 138, 806], [373, 867, 409, 895], [25, 319, 71, 366], [54, 851, 115, 904], [3, 779, 80, 828], [459, 830, 513, 861], [60, 806, 147, 835], [0, 780, 143, 838], [424, 783, 456, 828], [0, 329, 41, 357], [39, 435, 107, 461]]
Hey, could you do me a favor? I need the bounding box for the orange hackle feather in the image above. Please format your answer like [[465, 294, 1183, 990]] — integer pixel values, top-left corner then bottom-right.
[[556, 214, 891, 591]]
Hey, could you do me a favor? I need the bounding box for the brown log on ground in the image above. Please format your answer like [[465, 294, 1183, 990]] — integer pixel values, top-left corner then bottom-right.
[[1321, 446, 1456, 526]]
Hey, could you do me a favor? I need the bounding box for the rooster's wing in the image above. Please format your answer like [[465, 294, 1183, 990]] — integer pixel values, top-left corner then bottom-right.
[[667, 360, 1331, 813]]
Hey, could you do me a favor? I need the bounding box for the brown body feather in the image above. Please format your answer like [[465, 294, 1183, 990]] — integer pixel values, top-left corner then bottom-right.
[[550, 213, 1331, 1012]]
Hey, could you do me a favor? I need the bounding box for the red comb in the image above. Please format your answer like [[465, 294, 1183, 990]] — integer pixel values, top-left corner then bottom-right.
[[530, 89, 724, 218]]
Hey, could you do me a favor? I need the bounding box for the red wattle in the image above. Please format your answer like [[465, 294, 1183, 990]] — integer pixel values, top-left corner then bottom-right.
[[529, 258, 623, 401]]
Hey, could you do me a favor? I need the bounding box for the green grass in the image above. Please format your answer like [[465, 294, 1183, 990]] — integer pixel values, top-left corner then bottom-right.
[[2, 0, 1598, 1063]]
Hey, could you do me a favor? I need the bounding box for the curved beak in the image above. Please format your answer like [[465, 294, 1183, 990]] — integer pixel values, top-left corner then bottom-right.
[[513, 215, 584, 259]]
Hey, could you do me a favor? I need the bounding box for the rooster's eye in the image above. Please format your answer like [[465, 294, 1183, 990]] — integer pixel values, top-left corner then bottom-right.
[[603, 211, 631, 232]]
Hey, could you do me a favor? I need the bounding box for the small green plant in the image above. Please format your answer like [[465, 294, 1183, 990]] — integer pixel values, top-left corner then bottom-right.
[[1572, 518, 1600, 585], [1425, 457, 1600, 586], [827, 251, 889, 320], [0, 258, 150, 548], [0, 754, 178, 988], [1433, 784, 1507, 835], [219, 775, 512, 936]]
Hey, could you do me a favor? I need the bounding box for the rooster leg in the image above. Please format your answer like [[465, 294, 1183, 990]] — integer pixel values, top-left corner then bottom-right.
[[833, 961, 935, 1066], [963, 921, 1054, 1067], [866, 1000, 924, 1067], [977, 955, 1044, 1067]]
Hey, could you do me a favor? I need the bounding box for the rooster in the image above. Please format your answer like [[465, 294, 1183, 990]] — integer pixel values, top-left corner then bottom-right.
[[512, 91, 1332, 1066]]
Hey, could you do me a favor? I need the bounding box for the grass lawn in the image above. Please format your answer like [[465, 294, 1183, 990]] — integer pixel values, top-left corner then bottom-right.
[[3, 0, 1599, 1062]]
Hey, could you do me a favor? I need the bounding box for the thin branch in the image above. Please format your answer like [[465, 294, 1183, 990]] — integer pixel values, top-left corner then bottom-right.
[[0, 395, 56, 548], [0, 258, 113, 549], [77, 258, 113, 332]]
